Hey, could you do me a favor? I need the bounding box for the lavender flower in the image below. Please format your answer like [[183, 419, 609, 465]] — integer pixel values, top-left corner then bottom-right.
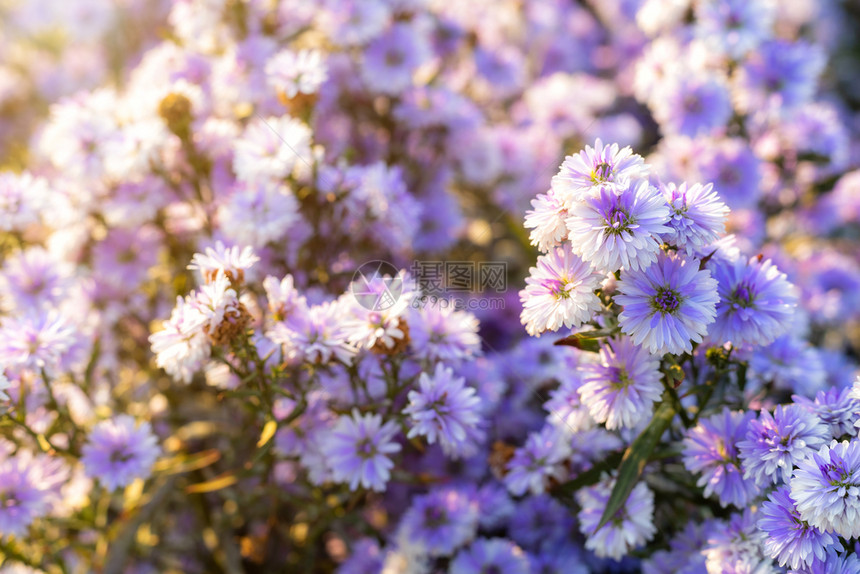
[[790, 439, 860, 539], [403, 364, 483, 459], [703, 509, 772, 573], [683, 408, 760, 508], [149, 296, 210, 384], [660, 182, 729, 253], [656, 76, 732, 137], [395, 486, 479, 557], [265, 49, 328, 99], [408, 304, 481, 363], [449, 538, 530, 574], [793, 387, 858, 439], [188, 241, 259, 285], [566, 180, 671, 273], [551, 139, 649, 207], [738, 404, 829, 486], [321, 409, 401, 492], [81, 415, 160, 491], [0, 311, 76, 373], [789, 550, 860, 574], [615, 251, 719, 355], [576, 476, 656, 560], [519, 243, 603, 337], [709, 255, 799, 347], [360, 22, 429, 95], [268, 301, 357, 365], [577, 337, 662, 430], [757, 486, 841, 570], [0, 453, 58, 538], [504, 424, 571, 496], [524, 190, 570, 252]]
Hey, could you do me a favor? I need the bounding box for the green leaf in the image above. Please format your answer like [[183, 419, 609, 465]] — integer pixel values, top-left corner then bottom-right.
[[553, 328, 617, 352], [595, 393, 677, 532]]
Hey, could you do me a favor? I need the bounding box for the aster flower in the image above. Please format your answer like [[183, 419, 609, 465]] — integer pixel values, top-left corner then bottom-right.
[[789, 550, 860, 574], [543, 372, 596, 434], [703, 509, 773, 573], [642, 521, 709, 574], [660, 182, 729, 253], [735, 39, 824, 114], [267, 301, 357, 365], [321, 409, 401, 492], [263, 274, 307, 322], [0, 453, 59, 538], [523, 190, 570, 252], [750, 335, 827, 397], [360, 22, 429, 95], [0, 247, 72, 312], [576, 476, 656, 560], [654, 75, 733, 137], [697, 137, 762, 210], [449, 538, 530, 574], [615, 251, 719, 355], [709, 254, 799, 348], [217, 181, 300, 249], [757, 486, 841, 570], [694, 0, 774, 59], [188, 241, 259, 285], [507, 494, 573, 549], [395, 486, 479, 557], [738, 404, 829, 486], [577, 336, 663, 430], [336, 538, 383, 574], [683, 408, 760, 508], [474, 483, 515, 530], [793, 387, 858, 439], [790, 439, 860, 539], [81, 415, 160, 491], [0, 171, 48, 232], [265, 49, 328, 99], [504, 425, 571, 496], [566, 180, 671, 273], [403, 364, 483, 459], [232, 115, 312, 183], [408, 304, 481, 363], [551, 139, 650, 206], [519, 243, 603, 337], [187, 273, 243, 340], [343, 270, 413, 353], [0, 311, 76, 373], [149, 296, 211, 384]]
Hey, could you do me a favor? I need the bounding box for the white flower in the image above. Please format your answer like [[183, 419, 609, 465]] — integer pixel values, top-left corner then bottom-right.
[[232, 115, 312, 183], [265, 49, 328, 99], [523, 191, 570, 253]]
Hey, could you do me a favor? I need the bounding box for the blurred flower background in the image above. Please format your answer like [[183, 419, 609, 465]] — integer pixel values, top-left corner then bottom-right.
[[1, 0, 860, 572]]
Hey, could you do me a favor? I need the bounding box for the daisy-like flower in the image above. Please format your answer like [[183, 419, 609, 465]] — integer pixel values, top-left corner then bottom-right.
[[232, 115, 312, 183], [395, 486, 479, 557], [187, 273, 243, 339], [694, 0, 774, 59], [550, 139, 649, 207], [268, 301, 357, 365], [449, 538, 530, 574], [263, 274, 307, 321], [265, 49, 328, 99], [708, 255, 799, 347], [81, 415, 160, 491], [360, 22, 429, 95], [0, 311, 76, 372], [149, 296, 210, 384], [188, 241, 259, 285], [0, 247, 72, 312], [615, 251, 719, 355], [794, 387, 858, 439], [655, 76, 733, 137], [519, 243, 603, 337], [703, 509, 772, 573], [757, 486, 842, 570], [660, 182, 729, 253], [791, 550, 860, 574], [403, 364, 483, 459], [408, 304, 481, 363], [566, 180, 671, 273], [344, 270, 413, 353], [0, 171, 48, 232], [523, 190, 570, 252], [683, 408, 760, 508], [577, 337, 662, 430], [321, 409, 401, 492], [504, 425, 571, 496], [576, 476, 656, 560], [217, 181, 300, 249], [790, 439, 860, 539], [738, 404, 829, 486], [0, 453, 59, 538]]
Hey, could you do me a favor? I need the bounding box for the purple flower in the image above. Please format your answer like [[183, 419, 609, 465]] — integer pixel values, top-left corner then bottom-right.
[[576, 475, 656, 560], [708, 255, 798, 348], [408, 304, 481, 363], [738, 404, 829, 486], [450, 538, 530, 574], [703, 509, 771, 572], [508, 494, 573, 550], [697, 138, 762, 210], [757, 486, 842, 570], [519, 243, 603, 337], [321, 409, 401, 492], [0, 311, 76, 373], [0, 453, 60, 538], [504, 425, 571, 496], [642, 521, 708, 574], [749, 335, 827, 398], [265, 49, 328, 99], [566, 180, 671, 273], [474, 482, 514, 530], [81, 415, 160, 491], [736, 39, 824, 113], [793, 387, 859, 439], [0, 247, 72, 312], [577, 337, 662, 430], [335, 538, 383, 574], [395, 486, 479, 557], [551, 139, 649, 207], [403, 364, 483, 459], [615, 251, 719, 356], [790, 439, 860, 539], [524, 190, 570, 253], [655, 76, 732, 137], [361, 22, 429, 95], [789, 550, 860, 574], [268, 301, 357, 365], [660, 182, 729, 254], [694, 0, 773, 58], [683, 408, 760, 508]]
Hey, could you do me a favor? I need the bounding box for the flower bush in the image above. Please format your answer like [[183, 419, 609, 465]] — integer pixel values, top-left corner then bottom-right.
[[1, 0, 860, 573]]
